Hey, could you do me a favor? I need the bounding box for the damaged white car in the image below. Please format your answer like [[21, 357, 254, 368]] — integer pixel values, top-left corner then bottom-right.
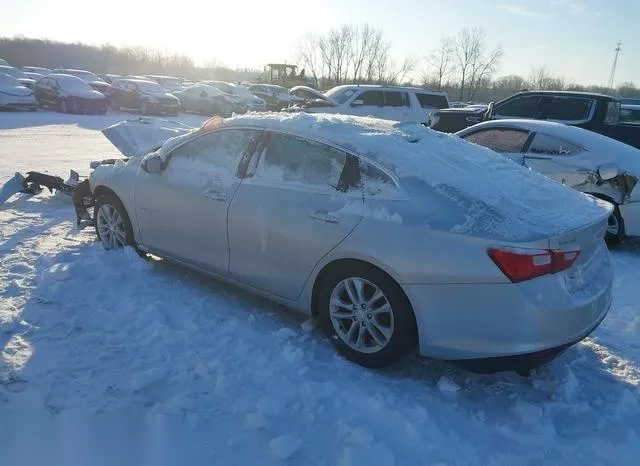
[[456, 119, 640, 244]]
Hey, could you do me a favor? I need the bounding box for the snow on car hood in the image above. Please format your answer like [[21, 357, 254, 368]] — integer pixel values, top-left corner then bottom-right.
[[101, 118, 196, 157], [219, 112, 610, 242]]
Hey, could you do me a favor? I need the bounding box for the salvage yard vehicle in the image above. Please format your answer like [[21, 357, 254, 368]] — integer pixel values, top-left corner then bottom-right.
[[53, 68, 112, 96], [287, 85, 450, 124], [110, 78, 180, 116], [173, 84, 234, 116], [428, 90, 640, 149], [0, 73, 38, 111], [200, 80, 266, 112], [0, 65, 36, 88], [15, 112, 608, 375], [456, 119, 640, 244], [32, 73, 108, 114], [248, 84, 304, 111]]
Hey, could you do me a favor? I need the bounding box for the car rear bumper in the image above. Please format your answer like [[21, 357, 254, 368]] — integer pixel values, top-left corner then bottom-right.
[[403, 243, 613, 364]]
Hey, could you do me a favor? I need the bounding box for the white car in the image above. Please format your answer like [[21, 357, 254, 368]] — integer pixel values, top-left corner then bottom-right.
[[0, 73, 38, 111], [456, 119, 640, 243], [203, 81, 267, 112], [292, 85, 450, 124]]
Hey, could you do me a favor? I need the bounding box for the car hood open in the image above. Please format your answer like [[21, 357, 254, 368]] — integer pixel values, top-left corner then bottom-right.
[[101, 118, 197, 157]]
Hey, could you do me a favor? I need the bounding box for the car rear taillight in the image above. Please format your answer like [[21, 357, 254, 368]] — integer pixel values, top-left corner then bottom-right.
[[488, 248, 580, 283]]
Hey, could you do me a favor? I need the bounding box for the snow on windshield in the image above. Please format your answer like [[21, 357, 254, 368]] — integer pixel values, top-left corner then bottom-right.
[[65, 70, 100, 82], [136, 81, 165, 93], [222, 112, 609, 242], [56, 75, 93, 91], [325, 87, 356, 104]]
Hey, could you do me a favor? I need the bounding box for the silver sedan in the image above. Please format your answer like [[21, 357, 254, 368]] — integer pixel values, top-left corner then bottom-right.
[[88, 114, 613, 373]]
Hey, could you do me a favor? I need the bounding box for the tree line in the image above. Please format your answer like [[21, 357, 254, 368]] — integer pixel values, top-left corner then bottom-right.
[[1, 31, 638, 103]]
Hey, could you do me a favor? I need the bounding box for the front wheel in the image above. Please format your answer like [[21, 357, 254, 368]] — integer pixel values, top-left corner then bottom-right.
[[317, 263, 418, 368], [94, 192, 135, 250]]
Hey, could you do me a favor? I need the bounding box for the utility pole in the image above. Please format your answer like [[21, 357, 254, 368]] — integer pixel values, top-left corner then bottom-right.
[[608, 41, 622, 89]]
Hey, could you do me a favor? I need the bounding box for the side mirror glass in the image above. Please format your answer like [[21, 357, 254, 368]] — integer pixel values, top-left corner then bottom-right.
[[142, 154, 164, 174], [598, 163, 618, 181], [351, 99, 364, 107]]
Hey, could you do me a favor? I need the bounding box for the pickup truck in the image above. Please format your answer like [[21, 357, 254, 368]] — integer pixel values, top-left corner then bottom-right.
[[427, 90, 640, 149]]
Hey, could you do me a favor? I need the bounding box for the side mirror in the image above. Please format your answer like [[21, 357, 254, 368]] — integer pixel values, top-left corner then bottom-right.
[[351, 99, 364, 107], [597, 163, 618, 181], [141, 154, 164, 174], [484, 102, 495, 120]]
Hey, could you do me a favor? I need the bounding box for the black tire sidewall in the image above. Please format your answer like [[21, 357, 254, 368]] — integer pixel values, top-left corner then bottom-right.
[[94, 193, 135, 249], [317, 263, 418, 368]]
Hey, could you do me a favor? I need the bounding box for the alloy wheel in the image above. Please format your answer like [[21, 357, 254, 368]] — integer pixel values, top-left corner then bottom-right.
[[96, 204, 127, 249], [329, 277, 394, 354]]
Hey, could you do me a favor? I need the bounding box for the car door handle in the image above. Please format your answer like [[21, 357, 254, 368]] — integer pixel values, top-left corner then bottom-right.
[[203, 188, 227, 201], [309, 211, 340, 223]]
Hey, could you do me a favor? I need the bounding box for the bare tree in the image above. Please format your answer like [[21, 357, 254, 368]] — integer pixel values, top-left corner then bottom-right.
[[295, 34, 323, 88], [528, 65, 565, 90], [426, 36, 454, 90], [454, 28, 482, 101], [452, 28, 502, 101]]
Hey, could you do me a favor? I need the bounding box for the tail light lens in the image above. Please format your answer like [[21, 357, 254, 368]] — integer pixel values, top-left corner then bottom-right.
[[488, 248, 580, 283]]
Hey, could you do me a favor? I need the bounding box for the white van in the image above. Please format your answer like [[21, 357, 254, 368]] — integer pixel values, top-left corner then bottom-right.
[[290, 84, 449, 124]]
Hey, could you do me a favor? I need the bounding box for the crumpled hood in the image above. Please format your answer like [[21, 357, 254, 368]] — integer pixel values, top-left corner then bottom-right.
[[0, 85, 33, 96], [101, 118, 197, 157]]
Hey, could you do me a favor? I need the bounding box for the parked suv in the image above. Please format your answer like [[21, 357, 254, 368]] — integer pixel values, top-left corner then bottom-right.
[[287, 85, 449, 124], [428, 90, 640, 149]]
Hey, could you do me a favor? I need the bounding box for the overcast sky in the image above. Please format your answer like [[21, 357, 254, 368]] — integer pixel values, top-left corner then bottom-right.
[[2, 0, 639, 86]]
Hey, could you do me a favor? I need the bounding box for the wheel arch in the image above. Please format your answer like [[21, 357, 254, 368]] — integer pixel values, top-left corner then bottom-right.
[[310, 257, 411, 318]]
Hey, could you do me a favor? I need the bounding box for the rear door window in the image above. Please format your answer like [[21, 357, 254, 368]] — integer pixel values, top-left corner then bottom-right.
[[357, 90, 384, 106], [416, 93, 449, 109], [545, 97, 593, 122], [255, 133, 351, 193], [495, 96, 542, 118], [527, 133, 583, 156], [462, 128, 531, 153], [383, 91, 408, 107]]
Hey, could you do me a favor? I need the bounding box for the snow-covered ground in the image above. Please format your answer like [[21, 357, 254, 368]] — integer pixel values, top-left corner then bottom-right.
[[0, 110, 638, 466]]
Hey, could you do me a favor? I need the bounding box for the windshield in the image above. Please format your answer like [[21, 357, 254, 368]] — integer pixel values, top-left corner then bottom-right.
[[136, 81, 166, 93], [325, 87, 355, 104], [64, 70, 101, 82], [0, 73, 21, 86], [57, 75, 93, 91]]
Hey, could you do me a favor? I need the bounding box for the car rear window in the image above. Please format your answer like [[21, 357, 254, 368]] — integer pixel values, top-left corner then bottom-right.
[[416, 93, 449, 109], [546, 97, 593, 122]]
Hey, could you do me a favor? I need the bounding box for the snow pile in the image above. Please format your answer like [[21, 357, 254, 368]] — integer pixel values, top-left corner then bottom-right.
[[222, 112, 610, 241]]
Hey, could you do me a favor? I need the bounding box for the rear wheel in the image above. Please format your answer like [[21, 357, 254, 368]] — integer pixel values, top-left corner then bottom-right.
[[317, 263, 418, 368], [94, 192, 135, 250]]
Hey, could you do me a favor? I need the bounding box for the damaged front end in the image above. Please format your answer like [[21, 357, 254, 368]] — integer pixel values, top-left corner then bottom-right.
[[0, 116, 201, 226]]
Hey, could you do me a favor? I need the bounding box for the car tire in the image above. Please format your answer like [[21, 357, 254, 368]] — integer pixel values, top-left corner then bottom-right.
[[605, 204, 624, 245], [317, 262, 418, 368], [94, 192, 136, 251]]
